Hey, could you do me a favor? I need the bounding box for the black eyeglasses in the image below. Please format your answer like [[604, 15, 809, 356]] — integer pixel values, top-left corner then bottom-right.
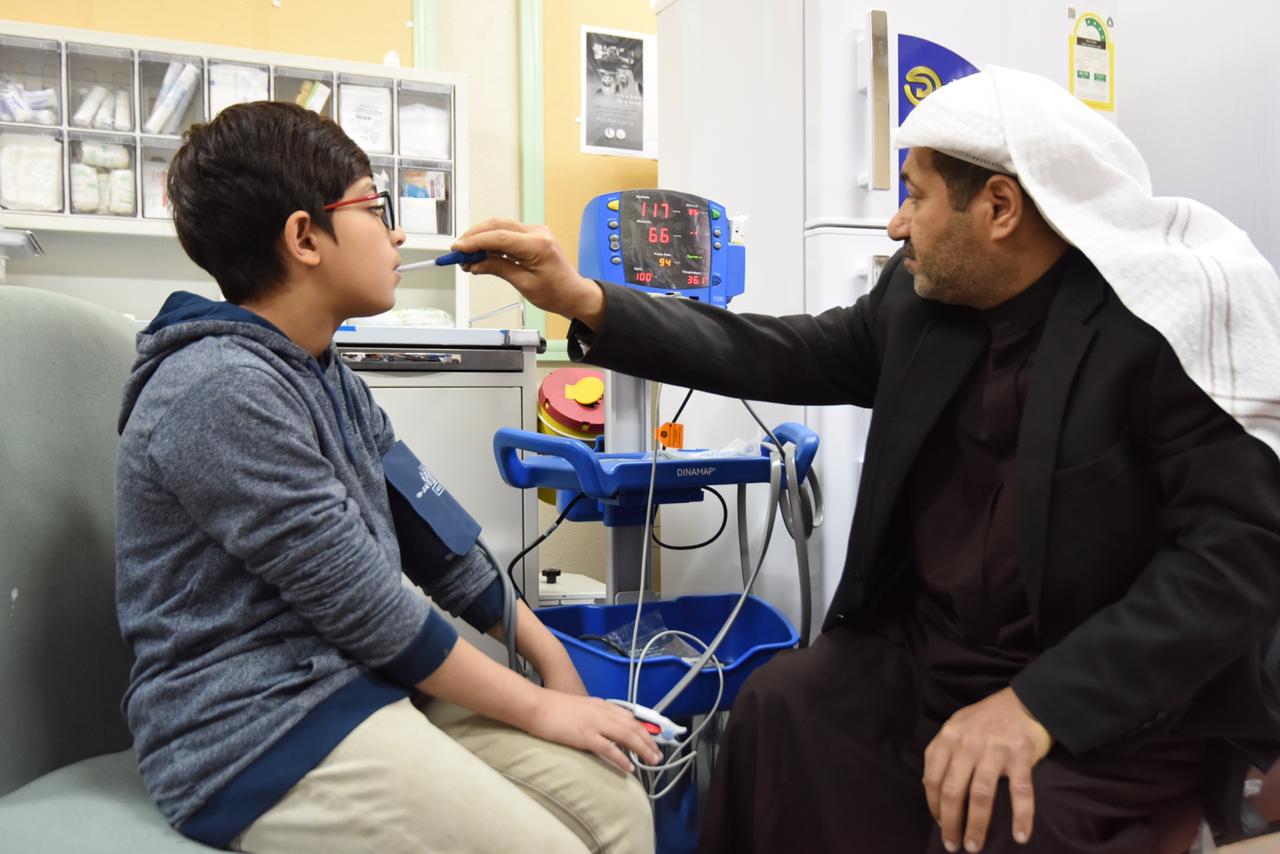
[[322, 189, 395, 231]]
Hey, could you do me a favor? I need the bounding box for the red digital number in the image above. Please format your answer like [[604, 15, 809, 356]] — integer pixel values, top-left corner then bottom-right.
[[648, 226, 670, 244], [635, 271, 653, 283], [688, 275, 703, 286]]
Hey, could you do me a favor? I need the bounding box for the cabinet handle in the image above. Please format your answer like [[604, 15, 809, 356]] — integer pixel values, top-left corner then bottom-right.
[[869, 9, 891, 191]]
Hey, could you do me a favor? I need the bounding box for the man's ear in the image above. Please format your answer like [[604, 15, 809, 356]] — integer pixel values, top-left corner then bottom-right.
[[982, 175, 1024, 242], [280, 210, 322, 268]]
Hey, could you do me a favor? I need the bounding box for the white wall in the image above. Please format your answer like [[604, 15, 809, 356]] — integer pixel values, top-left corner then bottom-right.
[[1118, 0, 1280, 269], [653, 0, 811, 628], [436, 0, 524, 323]]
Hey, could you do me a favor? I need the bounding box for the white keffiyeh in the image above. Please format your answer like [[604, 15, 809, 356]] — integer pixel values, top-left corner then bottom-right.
[[896, 66, 1280, 455]]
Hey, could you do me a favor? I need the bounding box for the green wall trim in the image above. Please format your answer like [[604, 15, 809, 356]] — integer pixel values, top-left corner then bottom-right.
[[411, 0, 436, 69], [519, 0, 549, 338]]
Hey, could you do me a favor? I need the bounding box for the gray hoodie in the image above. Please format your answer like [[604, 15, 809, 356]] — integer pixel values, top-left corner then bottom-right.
[[115, 291, 501, 846]]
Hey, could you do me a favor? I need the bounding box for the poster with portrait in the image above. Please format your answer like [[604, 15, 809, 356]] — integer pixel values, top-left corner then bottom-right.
[[581, 27, 657, 158]]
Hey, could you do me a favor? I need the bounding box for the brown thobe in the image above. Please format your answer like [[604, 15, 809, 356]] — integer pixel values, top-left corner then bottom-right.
[[699, 254, 1203, 853]]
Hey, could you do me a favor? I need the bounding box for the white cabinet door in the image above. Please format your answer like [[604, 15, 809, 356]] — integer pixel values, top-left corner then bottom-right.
[[369, 384, 527, 660], [371, 385, 525, 568]]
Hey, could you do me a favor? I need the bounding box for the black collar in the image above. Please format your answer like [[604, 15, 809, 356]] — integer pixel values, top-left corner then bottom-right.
[[982, 249, 1076, 338]]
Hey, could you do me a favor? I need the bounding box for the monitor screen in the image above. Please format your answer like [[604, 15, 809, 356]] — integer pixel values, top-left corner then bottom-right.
[[620, 189, 712, 290]]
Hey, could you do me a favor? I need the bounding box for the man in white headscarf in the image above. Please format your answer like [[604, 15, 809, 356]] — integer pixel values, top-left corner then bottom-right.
[[454, 66, 1280, 853]]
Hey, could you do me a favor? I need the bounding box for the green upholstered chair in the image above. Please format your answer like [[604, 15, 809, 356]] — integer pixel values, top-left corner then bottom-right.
[[0, 285, 214, 852]]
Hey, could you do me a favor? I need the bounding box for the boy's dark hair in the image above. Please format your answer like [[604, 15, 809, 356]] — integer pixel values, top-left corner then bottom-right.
[[928, 149, 1006, 211], [167, 101, 371, 304]]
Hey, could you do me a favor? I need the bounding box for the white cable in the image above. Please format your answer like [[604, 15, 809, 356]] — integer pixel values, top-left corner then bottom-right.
[[625, 382, 665, 706], [781, 445, 813, 645], [739, 400, 816, 644], [651, 453, 782, 715], [629, 629, 724, 732], [625, 628, 725, 801], [480, 538, 523, 674], [737, 454, 783, 586]]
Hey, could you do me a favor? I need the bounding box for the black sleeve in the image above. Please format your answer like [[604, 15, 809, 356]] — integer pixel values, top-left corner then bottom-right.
[[566, 253, 907, 407]]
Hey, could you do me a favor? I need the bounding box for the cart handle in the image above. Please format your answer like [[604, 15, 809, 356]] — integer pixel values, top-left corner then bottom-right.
[[767, 421, 820, 485], [493, 428, 609, 496]]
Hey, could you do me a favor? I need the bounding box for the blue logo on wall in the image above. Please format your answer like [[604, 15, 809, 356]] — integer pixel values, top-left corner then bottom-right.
[[897, 35, 979, 204]]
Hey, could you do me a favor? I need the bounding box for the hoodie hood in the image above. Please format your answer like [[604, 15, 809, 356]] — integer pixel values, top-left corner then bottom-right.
[[118, 291, 320, 436]]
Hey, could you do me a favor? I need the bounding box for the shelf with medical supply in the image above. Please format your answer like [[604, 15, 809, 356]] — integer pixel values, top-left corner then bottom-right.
[[0, 18, 472, 323]]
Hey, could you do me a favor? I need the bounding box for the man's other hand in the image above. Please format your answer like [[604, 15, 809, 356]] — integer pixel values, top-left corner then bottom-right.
[[923, 686, 1053, 852], [454, 220, 606, 329]]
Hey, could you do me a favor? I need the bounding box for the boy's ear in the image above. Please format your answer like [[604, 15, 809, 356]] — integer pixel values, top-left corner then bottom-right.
[[280, 210, 322, 268]]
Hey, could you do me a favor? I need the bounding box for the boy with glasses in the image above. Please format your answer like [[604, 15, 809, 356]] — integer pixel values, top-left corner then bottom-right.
[[115, 101, 657, 853]]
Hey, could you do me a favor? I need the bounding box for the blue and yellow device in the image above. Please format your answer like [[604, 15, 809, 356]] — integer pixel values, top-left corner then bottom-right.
[[579, 189, 745, 307]]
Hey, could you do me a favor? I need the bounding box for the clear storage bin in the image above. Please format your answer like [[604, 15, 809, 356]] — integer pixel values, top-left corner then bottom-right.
[[274, 66, 333, 117], [0, 34, 62, 126], [338, 73, 393, 154], [69, 130, 137, 217], [397, 80, 452, 161], [139, 51, 204, 136], [208, 59, 269, 118], [140, 136, 180, 219], [67, 43, 135, 132], [0, 126, 63, 212], [398, 159, 451, 235]]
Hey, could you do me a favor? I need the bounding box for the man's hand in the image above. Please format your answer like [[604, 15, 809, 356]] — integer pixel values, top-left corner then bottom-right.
[[454, 219, 606, 328], [923, 687, 1053, 852]]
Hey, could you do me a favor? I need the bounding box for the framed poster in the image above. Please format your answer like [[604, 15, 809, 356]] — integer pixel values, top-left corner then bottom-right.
[[581, 26, 657, 158]]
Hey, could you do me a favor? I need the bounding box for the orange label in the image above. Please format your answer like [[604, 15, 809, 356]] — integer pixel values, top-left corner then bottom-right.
[[656, 422, 685, 449]]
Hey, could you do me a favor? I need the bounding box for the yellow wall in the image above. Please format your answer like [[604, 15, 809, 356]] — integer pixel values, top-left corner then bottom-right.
[[0, 0, 412, 64], [542, 0, 656, 339]]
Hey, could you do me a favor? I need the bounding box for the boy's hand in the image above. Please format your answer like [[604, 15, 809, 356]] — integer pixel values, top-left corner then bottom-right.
[[525, 689, 663, 773], [454, 220, 606, 329]]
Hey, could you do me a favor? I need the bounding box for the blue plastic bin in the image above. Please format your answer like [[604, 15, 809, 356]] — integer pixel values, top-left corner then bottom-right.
[[536, 593, 799, 718]]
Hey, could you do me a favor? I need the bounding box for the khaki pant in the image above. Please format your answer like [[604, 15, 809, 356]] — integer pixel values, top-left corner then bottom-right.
[[231, 696, 655, 854]]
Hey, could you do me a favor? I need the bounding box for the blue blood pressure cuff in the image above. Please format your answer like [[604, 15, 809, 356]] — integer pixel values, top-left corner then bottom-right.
[[383, 440, 481, 590]]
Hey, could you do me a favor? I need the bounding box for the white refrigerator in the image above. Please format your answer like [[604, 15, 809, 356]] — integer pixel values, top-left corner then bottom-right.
[[654, 0, 1120, 635]]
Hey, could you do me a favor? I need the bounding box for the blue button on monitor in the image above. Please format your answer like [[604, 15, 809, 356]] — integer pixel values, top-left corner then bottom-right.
[[608, 220, 619, 229], [714, 241, 722, 250], [610, 256, 621, 264]]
